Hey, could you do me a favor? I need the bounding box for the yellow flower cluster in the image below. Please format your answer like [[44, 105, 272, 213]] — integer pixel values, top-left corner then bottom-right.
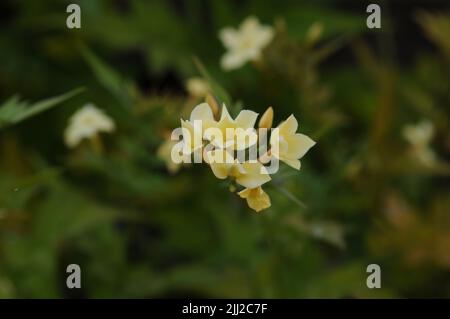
[[174, 102, 316, 213]]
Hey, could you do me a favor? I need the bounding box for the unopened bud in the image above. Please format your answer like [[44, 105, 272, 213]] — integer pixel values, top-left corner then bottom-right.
[[258, 106, 274, 129], [205, 93, 220, 118], [305, 22, 323, 44], [186, 77, 210, 98]]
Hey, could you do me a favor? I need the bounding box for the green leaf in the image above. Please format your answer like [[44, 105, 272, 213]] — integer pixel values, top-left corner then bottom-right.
[[417, 12, 450, 59], [79, 45, 132, 109], [0, 88, 84, 129]]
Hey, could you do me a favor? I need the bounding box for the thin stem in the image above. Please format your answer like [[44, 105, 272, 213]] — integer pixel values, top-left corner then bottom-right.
[[274, 184, 307, 210], [90, 134, 103, 155]]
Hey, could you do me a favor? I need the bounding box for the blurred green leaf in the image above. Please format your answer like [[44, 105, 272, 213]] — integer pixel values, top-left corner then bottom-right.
[[417, 12, 450, 59], [0, 88, 83, 129], [79, 45, 132, 109]]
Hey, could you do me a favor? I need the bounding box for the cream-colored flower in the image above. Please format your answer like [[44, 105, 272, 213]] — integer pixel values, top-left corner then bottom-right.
[[186, 77, 210, 98], [238, 186, 271, 212], [205, 149, 271, 189], [157, 138, 181, 174], [171, 102, 317, 213], [219, 16, 274, 71], [180, 103, 217, 154], [64, 103, 115, 148], [402, 120, 436, 166], [206, 104, 258, 150], [270, 115, 316, 170]]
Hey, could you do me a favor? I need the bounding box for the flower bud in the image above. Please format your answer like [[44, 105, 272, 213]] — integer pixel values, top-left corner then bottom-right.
[[305, 22, 323, 44], [258, 106, 274, 129], [205, 93, 220, 118], [186, 77, 210, 98]]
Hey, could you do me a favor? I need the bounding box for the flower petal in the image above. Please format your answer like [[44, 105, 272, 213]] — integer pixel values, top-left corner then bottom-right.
[[235, 110, 258, 129], [238, 187, 271, 212], [241, 16, 259, 33], [278, 115, 298, 135], [234, 127, 258, 150], [235, 162, 271, 188], [237, 188, 252, 199], [219, 103, 234, 122], [221, 51, 247, 71], [280, 157, 301, 170], [285, 133, 316, 159], [209, 161, 232, 179], [254, 26, 274, 48], [205, 149, 234, 179], [219, 27, 239, 49], [190, 103, 214, 122]]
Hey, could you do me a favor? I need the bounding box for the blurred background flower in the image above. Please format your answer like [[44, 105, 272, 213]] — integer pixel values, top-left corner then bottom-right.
[[402, 119, 437, 166], [219, 16, 274, 70], [64, 103, 115, 149]]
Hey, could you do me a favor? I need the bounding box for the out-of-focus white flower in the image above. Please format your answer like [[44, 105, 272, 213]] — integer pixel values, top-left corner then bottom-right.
[[64, 103, 115, 148], [186, 77, 211, 98], [219, 16, 274, 71], [402, 120, 437, 166], [402, 120, 434, 148], [270, 115, 316, 170]]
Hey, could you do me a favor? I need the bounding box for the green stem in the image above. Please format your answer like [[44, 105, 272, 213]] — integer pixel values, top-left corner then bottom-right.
[[274, 184, 307, 210]]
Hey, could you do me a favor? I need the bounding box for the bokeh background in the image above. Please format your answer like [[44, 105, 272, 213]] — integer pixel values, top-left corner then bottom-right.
[[1, 0, 450, 298]]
